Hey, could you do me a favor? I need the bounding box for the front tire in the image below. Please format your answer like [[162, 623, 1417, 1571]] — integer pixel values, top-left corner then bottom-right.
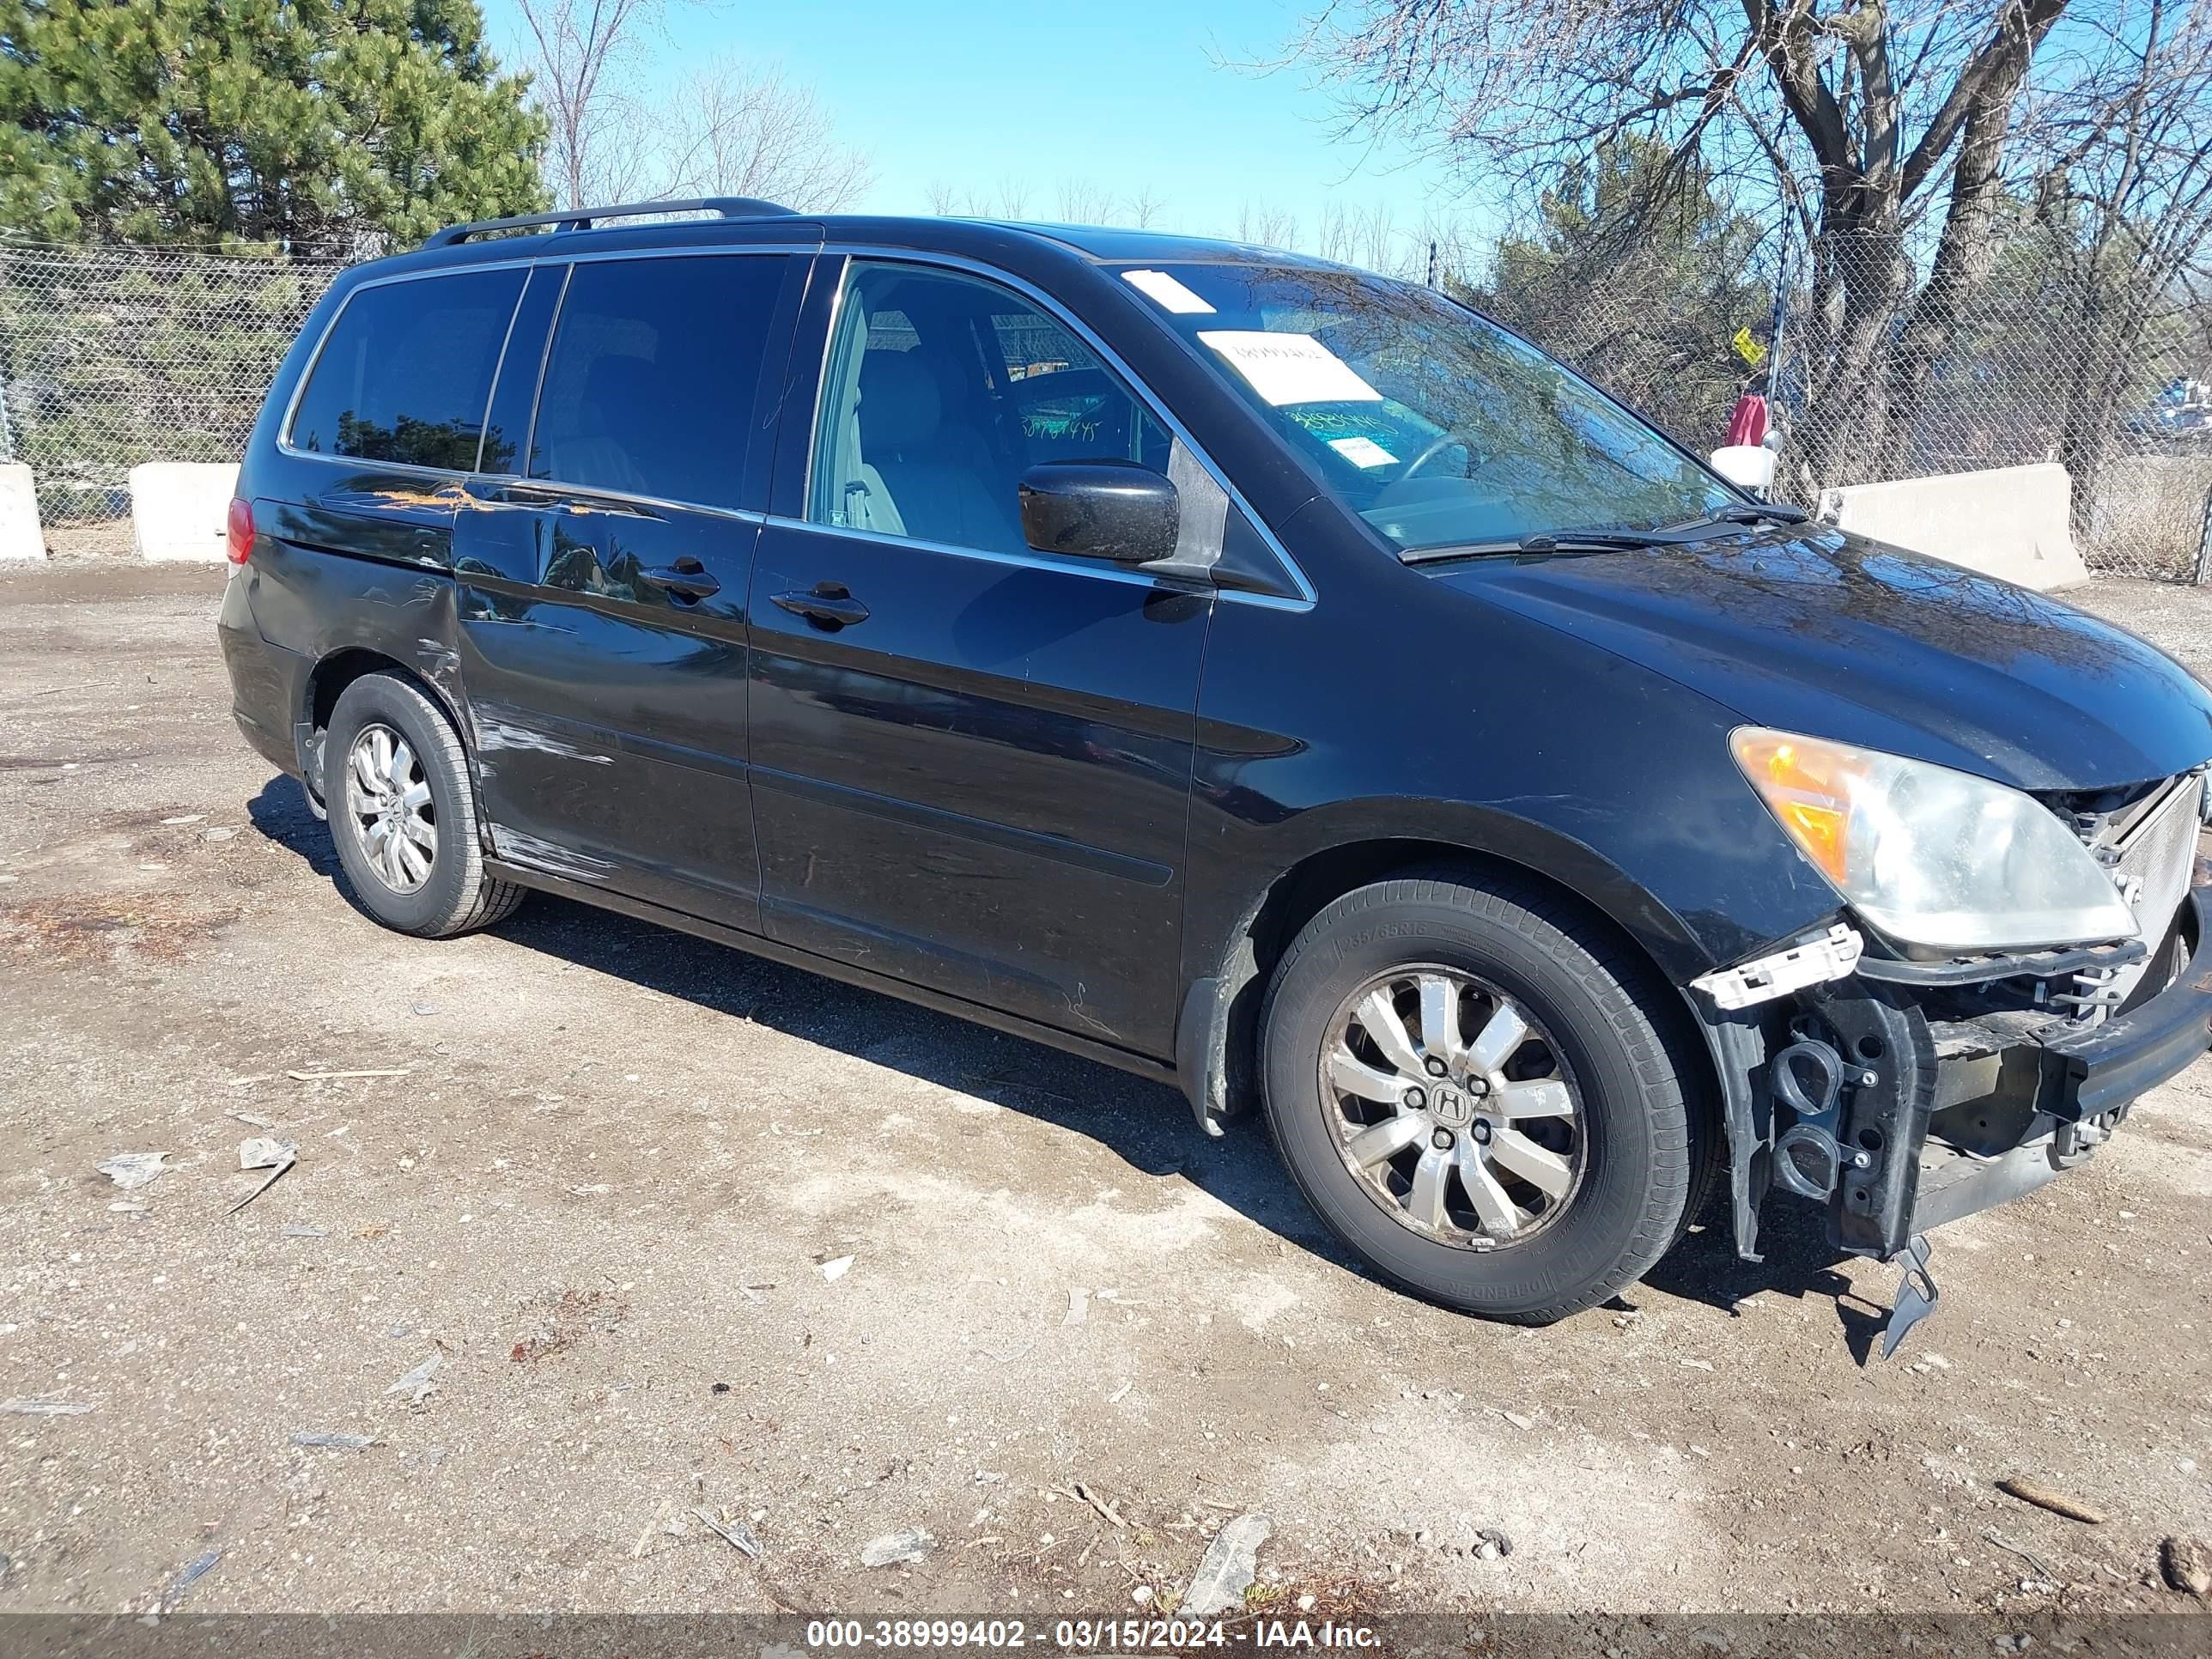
[[1260, 867, 1707, 1324], [325, 672, 523, 939]]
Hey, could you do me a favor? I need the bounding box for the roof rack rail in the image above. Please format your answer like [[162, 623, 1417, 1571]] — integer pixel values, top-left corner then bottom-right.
[[421, 197, 793, 250]]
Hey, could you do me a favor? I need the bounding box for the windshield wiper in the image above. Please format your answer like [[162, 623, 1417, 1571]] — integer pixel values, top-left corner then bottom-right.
[[1399, 501, 1810, 567], [1676, 501, 1809, 530]]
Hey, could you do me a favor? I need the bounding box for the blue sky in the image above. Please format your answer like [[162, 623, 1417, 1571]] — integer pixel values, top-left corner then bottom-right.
[[477, 0, 1478, 259]]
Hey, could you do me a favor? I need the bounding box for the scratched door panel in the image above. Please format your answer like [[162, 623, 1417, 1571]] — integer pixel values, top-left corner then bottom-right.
[[456, 491, 760, 921]]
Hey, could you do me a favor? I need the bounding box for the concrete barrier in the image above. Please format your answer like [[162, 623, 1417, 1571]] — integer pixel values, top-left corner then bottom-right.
[[1819, 461, 2089, 592], [0, 462, 45, 562], [131, 461, 239, 562]]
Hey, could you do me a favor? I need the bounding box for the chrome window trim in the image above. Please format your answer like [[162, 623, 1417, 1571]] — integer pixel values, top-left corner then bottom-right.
[[799, 246, 1317, 612]]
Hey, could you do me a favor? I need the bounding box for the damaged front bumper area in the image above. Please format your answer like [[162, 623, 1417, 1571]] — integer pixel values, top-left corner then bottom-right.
[[1699, 884, 2212, 1273]]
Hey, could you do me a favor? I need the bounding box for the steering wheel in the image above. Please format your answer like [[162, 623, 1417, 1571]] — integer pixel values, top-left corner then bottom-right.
[[1397, 429, 1476, 480]]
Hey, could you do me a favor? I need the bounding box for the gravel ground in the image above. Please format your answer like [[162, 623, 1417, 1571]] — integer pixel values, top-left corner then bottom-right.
[[0, 562, 2207, 1621]]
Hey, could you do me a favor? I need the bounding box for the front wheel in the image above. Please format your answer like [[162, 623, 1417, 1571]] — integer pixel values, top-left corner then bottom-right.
[[1260, 868, 1709, 1324], [325, 672, 524, 939]]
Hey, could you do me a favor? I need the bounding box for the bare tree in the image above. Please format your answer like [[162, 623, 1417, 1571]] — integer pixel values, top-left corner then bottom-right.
[[1124, 185, 1170, 228], [1236, 198, 1301, 248], [512, 0, 678, 210], [2025, 0, 2212, 513], [1052, 178, 1116, 223], [1292, 0, 2081, 483], [662, 58, 872, 210]]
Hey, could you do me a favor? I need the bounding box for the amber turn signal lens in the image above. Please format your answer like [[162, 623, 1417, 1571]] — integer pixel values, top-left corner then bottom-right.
[[1729, 729, 1864, 885]]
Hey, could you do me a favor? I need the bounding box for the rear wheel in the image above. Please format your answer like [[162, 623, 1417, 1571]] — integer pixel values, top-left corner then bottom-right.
[[325, 672, 523, 938], [1260, 867, 1708, 1323]]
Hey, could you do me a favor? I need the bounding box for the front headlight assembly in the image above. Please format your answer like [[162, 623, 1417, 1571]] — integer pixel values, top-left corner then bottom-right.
[[1729, 726, 2138, 955]]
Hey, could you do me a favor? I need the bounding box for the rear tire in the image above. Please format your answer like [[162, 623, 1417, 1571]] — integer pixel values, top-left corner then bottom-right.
[[1260, 866, 1707, 1324], [325, 672, 524, 939]]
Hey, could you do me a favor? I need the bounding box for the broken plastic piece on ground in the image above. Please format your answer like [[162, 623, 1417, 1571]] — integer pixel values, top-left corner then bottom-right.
[[695, 1505, 764, 1558], [1182, 1512, 1272, 1618], [290, 1430, 379, 1449], [97, 1152, 169, 1188], [1, 1397, 95, 1415], [860, 1527, 933, 1567], [158, 1546, 221, 1613], [226, 1137, 298, 1214], [384, 1353, 441, 1401]]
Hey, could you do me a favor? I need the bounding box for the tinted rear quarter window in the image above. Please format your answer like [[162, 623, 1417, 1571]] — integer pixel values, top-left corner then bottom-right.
[[529, 255, 786, 509], [288, 269, 525, 471]]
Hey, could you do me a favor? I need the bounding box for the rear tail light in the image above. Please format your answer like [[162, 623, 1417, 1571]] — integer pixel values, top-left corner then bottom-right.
[[226, 496, 253, 566]]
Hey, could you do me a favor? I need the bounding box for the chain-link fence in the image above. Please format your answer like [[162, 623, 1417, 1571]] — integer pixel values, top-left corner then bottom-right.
[[1480, 228, 2212, 580], [0, 240, 346, 551], [3, 233, 2209, 578]]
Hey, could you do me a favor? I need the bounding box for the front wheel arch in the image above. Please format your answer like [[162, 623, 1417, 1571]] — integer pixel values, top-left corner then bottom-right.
[[1182, 836, 1723, 1147]]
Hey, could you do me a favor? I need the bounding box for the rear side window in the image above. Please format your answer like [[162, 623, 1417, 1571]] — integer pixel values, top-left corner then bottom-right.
[[288, 269, 526, 471], [528, 255, 785, 509]]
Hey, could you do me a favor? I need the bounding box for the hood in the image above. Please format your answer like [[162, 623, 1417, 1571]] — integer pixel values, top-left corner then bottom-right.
[[1434, 528, 2212, 793]]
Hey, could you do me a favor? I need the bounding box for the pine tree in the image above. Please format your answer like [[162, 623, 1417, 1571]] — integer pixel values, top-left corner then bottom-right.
[[0, 0, 549, 252]]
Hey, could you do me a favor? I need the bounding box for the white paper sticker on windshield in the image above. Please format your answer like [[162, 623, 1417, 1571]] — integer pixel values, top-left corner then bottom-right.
[[1198, 331, 1382, 406], [1328, 435, 1398, 469], [1121, 269, 1215, 314]]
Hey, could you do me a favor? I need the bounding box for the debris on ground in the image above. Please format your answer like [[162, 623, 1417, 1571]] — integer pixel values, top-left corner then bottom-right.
[[1476, 1528, 1515, 1560], [290, 1430, 379, 1449], [161, 814, 204, 826], [225, 1109, 274, 1128], [97, 1152, 169, 1189], [384, 1353, 441, 1402], [1, 1397, 95, 1415], [286, 1068, 412, 1081], [1074, 1482, 1126, 1528], [204, 827, 238, 842], [2163, 1535, 2211, 1596], [157, 1546, 221, 1613], [1182, 1512, 1272, 1617], [1982, 1528, 2059, 1583], [695, 1504, 765, 1559], [1997, 1478, 2106, 1524], [226, 1136, 297, 1214], [283, 1222, 327, 1237], [860, 1527, 933, 1567], [1064, 1288, 1089, 1325], [820, 1255, 854, 1282], [631, 1498, 685, 1559]]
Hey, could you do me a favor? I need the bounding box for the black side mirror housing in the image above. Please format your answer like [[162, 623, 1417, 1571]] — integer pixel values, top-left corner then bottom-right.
[[1018, 461, 1180, 565]]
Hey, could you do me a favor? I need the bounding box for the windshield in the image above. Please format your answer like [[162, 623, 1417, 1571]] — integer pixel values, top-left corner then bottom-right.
[[1119, 262, 1737, 553]]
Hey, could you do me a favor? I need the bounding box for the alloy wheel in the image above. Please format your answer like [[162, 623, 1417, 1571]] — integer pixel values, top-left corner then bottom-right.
[[344, 722, 438, 895], [1318, 964, 1586, 1249]]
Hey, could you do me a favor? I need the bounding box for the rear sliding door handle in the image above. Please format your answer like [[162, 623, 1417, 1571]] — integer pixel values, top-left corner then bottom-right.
[[640, 558, 721, 601], [773, 584, 871, 629]]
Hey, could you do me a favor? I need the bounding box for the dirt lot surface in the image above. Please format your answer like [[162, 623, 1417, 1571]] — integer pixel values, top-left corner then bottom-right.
[[0, 561, 2208, 1623]]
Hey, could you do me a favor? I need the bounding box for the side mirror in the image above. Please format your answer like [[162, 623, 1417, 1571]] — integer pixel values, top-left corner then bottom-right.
[[1018, 461, 1179, 564]]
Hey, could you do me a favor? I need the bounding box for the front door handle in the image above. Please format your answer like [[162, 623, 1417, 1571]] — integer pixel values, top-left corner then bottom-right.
[[641, 558, 720, 601], [773, 584, 871, 629]]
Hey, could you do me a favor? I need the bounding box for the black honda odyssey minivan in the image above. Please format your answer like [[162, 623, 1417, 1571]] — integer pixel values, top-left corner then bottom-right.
[[219, 198, 2212, 1349]]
